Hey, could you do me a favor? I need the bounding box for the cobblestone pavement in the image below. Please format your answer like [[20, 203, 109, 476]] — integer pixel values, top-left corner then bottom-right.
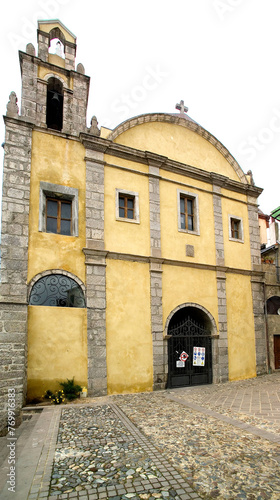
[[0, 373, 279, 500]]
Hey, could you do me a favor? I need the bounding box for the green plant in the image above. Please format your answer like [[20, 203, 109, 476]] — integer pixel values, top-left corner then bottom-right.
[[59, 377, 82, 401], [44, 389, 65, 405]]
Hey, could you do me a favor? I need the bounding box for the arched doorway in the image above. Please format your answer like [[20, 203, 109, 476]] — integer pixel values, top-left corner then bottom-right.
[[167, 305, 214, 388]]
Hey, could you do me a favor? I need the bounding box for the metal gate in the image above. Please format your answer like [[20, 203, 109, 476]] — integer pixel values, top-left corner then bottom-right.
[[167, 315, 212, 388]]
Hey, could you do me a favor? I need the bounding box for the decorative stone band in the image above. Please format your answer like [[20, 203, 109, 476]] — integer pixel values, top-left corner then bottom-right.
[[80, 134, 263, 199], [84, 248, 265, 280], [84, 253, 107, 396], [149, 262, 166, 390], [107, 113, 248, 184]]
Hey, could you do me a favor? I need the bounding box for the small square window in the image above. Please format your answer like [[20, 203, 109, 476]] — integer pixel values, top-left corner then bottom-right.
[[229, 215, 244, 243], [119, 194, 135, 219], [116, 189, 140, 224], [177, 190, 199, 235]]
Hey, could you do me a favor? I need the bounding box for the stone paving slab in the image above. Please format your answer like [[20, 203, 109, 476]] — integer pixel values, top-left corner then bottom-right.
[[115, 392, 280, 499], [0, 373, 279, 500]]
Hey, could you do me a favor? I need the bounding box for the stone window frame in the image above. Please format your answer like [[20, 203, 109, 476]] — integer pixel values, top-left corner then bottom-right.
[[177, 189, 200, 235], [115, 189, 140, 224], [228, 214, 244, 243], [39, 182, 79, 236]]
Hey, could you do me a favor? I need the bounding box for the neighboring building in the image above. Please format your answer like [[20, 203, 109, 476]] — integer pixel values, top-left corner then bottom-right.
[[0, 20, 267, 433], [259, 209, 280, 371]]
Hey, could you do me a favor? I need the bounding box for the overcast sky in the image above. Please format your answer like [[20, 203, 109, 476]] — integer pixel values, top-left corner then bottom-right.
[[1, 0, 279, 216]]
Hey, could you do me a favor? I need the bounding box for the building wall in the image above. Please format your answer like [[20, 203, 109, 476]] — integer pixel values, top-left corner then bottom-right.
[[0, 20, 268, 435], [114, 121, 241, 182], [27, 306, 87, 399], [26, 130, 87, 399], [28, 131, 86, 281], [226, 273, 257, 380], [106, 260, 153, 394]]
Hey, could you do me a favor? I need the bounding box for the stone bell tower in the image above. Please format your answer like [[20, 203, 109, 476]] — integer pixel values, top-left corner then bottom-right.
[[0, 20, 90, 435], [20, 19, 90, 135]]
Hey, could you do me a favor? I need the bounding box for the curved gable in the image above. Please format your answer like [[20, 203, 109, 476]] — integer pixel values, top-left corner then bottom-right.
[[108, 114, 247, 184]]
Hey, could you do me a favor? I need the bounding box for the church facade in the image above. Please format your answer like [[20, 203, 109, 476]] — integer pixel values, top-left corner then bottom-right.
[[0, 20, 267, 433]]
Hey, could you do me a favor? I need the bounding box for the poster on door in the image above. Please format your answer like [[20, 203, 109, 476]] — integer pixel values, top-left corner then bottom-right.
[[193, 347, 205, 366]]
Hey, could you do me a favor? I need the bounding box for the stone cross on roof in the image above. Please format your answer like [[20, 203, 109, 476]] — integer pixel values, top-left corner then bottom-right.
[[176, 100, 188, 114]]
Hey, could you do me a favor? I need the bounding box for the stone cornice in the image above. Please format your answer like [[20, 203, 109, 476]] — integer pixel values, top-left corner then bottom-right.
[[19, 51, 90, 82], [79, 133, 262, 198], [82, 247, 265, 279], [107, 113, 247, 182], [3, 115, 35, 128]]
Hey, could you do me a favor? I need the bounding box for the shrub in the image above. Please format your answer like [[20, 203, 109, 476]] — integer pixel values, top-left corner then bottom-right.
[[59, 377, 82, 401], [44, 390, 65, 405]]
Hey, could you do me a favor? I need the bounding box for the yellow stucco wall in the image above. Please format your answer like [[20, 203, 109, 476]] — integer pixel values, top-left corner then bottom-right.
[[162, 266, 219, 330], [222, 195, 252, 270], [226, 274, 256, 381], [38, 21, 76, 43], [27, 306, 87, 400], [38, 66, 73, 89], [28, 131, 86, 283], [27, 131, 87, 399], [115, 122, 241, 182], [106, 259, 153, 394], [160, 179, 216, 264], [104, 164, 150, 256]]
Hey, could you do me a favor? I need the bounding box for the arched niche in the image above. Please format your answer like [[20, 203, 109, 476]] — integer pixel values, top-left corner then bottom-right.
[[46, 77, 63, 131]]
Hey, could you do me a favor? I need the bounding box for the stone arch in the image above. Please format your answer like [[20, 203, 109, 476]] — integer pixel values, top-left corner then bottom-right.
[[266, 295, 280, 315], [166, 303, 217, 387], [46, 76, 64, 131], [49, 27, 66, 48], [108, 113, 247, 184], [43, 73, 67, 88], [164, 302, 218, 336], [28, 269, 86, 306]]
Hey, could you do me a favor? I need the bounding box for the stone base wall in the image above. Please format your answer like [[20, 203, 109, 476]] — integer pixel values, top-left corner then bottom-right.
[[0, 303, 27, 436]]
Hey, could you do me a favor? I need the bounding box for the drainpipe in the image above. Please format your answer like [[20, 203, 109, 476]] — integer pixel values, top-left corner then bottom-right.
[[263, 282, 271, 373]]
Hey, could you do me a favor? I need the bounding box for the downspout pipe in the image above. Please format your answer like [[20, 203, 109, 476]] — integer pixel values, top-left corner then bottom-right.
[[263, 282, 271, 374]]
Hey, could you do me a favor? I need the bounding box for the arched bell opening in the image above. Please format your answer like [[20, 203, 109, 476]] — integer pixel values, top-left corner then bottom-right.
[[167, 304, 215, 388], [46, 77, 63, 131]]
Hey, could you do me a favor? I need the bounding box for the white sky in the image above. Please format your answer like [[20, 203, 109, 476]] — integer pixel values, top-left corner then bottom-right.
[[1, 0, 279, 216]]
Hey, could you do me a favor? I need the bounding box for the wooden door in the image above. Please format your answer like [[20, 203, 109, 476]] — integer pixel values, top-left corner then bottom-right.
[[274, 336, 280, 369]]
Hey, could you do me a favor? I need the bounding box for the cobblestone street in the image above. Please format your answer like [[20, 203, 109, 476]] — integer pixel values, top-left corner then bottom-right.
[[0, 373, 279, 500]]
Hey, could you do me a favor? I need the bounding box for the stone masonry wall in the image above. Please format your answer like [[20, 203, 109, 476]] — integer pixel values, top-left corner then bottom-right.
[[0, 117, 32, 435], [83, 148, 107, 396], [248, 197, 267, 375], [148, 161, 166, 390], [213, 185, 229, 383]]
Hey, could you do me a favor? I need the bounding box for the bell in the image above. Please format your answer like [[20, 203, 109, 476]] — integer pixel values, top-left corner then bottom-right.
[[51, 92, 60, 102]]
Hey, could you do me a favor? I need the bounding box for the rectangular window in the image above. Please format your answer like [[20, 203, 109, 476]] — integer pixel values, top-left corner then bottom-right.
[[180, 196, 194, 231], [119, 194, 135, 219], [177, 190, 199, 235], [116, 189, 140, 224], [229, 215, 244, 242], [231, 218, 240, 239], [46, 197, 72, 235], [39, 182, 79, 236]]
